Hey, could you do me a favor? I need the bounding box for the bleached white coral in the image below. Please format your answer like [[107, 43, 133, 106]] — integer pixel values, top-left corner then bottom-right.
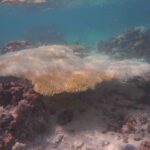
[[0, 45, 149, 96]]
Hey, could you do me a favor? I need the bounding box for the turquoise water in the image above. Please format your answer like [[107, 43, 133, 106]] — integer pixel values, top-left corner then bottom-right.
[[0, 0, 150, 46]]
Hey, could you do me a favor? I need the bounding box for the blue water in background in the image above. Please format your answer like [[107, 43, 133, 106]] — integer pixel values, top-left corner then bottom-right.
[[0, 0, 150, 46]]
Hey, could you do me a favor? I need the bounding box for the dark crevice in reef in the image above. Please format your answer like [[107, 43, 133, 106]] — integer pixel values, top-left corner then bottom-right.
[[0, 32, 150, 149]]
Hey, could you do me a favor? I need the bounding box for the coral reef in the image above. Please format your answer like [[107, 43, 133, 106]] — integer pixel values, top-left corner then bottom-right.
[[0, 45, 149, 96], [0, 41, 31, 55], [0, 44, 149, 149], [139, 141, 150, 150], [121, 112, 150, 143], [97, 27, 150, 61], [0, 76, 150, 149], [0, 76, 50, 150]]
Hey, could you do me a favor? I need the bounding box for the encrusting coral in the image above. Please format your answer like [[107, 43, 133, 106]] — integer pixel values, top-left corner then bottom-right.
[[0, 45, 149, 96]]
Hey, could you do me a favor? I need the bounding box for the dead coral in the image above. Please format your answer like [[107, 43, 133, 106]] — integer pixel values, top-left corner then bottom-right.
[[121, 112, 150, 136], [98, 27, 150, 61], [0, 45, 149, 96], [0, 41, 31, 55], [139, 141, 150, 150], [0, 77, 50, 150]]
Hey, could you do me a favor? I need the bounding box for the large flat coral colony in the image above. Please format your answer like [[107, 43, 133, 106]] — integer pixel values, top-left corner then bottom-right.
[[0, 28, 150, 150]]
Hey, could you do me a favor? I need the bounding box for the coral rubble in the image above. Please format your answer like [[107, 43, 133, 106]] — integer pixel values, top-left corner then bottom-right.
[[0, 75, 150, 149], [0, 43, 149, 149]]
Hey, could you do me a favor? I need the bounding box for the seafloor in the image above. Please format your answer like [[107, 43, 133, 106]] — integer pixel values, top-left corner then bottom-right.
[[0, 75, 150, 150], [0, 27, 150, 150], [0, 0, 150, 149]]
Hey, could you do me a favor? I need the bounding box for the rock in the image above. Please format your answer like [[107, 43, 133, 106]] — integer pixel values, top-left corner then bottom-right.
[[0, 77, 33, 106], [122, 135, 129, 143], [101, 140, 110, 147], [104, 144, 120, 150], [0, 90, 12, 106], [57, 110, 73, 125], [0, 76, 50, 149], [0, 136, 3, 149], [0, 113, 14, 128], [72, 140, 84, 150], [134, 131, 144, 141], [14, 98, 49, 140], [3, 133, 14, 149], [97, 27, 150, 61], [118, 82, 146, 100], [0, 77, 50, 150], [139, 141, 150, 150], [50, 134, 64, 148], [69, 45, 86, 53], [134, 136, 142, 141], [121, 112, 150, 135], [121, 116, 136, 133], [120, 144, 137, 150], [12, 142, 26, 150]]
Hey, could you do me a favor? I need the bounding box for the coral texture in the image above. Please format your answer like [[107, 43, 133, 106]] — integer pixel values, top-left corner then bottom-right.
[[0, 45, 149, 96], [0, 41, 31, 55], [98, 27, 150, 61]]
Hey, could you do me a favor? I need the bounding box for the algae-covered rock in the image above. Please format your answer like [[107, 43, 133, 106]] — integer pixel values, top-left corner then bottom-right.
[[0, 40, 31, 55], [98, 27, 150, 61]]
